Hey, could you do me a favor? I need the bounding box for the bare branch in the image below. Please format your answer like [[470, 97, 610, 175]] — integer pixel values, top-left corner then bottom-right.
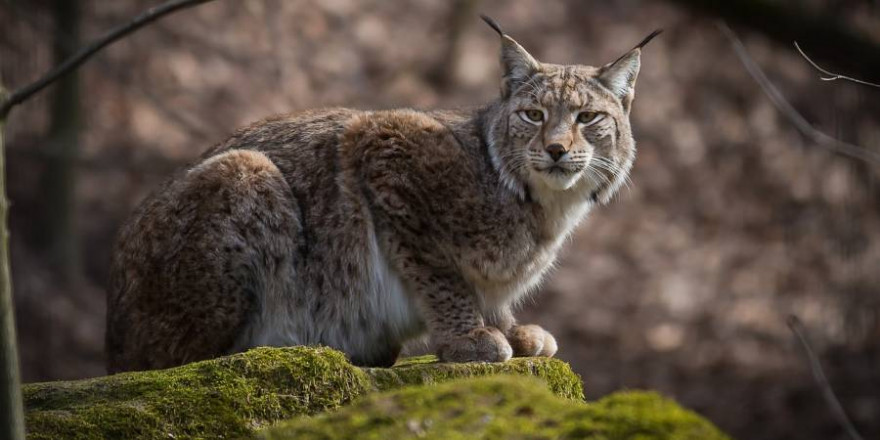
[[4, 1, 215, 141], [718, 23, 880, 166], [793, 42, 880, 88], [0, 0, 220, 119], [787, 315, 864, 440], [670, 0, 880, 84]]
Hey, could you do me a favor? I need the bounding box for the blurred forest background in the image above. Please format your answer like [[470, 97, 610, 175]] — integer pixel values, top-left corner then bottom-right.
[[1, 1, 879, 439]]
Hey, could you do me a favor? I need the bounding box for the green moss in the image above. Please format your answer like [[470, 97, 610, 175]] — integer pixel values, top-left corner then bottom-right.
[[367, 355, 584, 401], [26, 347, 727, 439], [25, 347, 372, 439], [260, 376, 731, 440], [24, 347, 582, 439]]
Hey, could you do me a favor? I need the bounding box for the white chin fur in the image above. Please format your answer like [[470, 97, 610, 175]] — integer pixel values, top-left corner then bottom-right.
[[534, 169, 583, 191]]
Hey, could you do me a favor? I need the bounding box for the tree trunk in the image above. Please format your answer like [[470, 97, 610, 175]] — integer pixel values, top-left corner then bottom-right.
[[0, 87, 26, 440], [38, 0, 81, 281]]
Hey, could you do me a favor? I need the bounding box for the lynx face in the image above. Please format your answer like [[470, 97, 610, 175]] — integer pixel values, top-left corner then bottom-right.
[[485, 19, 656, 202], [505, 66, 632, 192]]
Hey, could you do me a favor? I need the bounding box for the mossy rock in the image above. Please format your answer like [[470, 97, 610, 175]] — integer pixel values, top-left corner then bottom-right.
[[367, 354, 584, 401], [23, 346, 582, 439], [260, 376, 731, 440], [24, 347, 370, 439]]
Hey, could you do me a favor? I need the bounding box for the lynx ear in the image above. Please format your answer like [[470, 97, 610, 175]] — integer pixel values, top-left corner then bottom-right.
[[598, 29, 662, 111], [599, 51, 641, 100], [481, 15, 541, 98]]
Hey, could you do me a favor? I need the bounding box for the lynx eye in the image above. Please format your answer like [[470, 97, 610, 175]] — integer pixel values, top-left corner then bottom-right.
[[519, 109, 545, 124], [577, 111, 603, 126]]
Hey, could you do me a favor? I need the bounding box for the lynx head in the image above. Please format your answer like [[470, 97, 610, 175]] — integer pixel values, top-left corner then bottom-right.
[[481, 15, 659, 204]]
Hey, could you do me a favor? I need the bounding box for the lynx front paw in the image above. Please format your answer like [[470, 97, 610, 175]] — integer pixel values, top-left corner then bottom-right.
[[507, 324, 558, 358], [437, 327, 513, 363]]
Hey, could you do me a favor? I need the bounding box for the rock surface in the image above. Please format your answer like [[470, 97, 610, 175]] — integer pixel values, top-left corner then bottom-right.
[[23, 346, 586, 439]]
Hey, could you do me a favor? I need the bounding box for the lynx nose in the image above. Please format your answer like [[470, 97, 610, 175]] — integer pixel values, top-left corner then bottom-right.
[[545, 143, 567, 162]]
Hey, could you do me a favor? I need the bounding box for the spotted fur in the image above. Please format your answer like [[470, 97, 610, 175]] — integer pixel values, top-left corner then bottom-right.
[[106, 20, 654, 372]]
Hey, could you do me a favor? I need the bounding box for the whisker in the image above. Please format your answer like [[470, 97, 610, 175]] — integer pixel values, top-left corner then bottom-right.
[[591, 157, 634, 193]]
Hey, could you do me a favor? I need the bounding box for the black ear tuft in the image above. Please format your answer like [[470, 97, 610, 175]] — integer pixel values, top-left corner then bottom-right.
[[480, 14, 505, 37], [634, 29, 663, 51], [607, 29, 663, 67]]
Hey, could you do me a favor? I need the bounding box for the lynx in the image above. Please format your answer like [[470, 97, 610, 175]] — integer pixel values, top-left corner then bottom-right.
[[106, 16, 659, 372]]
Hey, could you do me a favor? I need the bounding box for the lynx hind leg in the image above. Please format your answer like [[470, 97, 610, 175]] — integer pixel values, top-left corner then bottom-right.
[[108, 149, 299, 372], [507, 324, 558, 358]]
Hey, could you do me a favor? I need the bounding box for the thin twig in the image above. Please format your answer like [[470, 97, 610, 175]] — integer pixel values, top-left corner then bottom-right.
[[787, 315, 864, 440], [717, 23, 880, 166], [794, 42, 880, 88], [0, 0, 220, 119]]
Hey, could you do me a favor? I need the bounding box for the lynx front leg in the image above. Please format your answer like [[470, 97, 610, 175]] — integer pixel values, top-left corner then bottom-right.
[[488, 306, 557, 358], [408, 266, 512, 363]]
